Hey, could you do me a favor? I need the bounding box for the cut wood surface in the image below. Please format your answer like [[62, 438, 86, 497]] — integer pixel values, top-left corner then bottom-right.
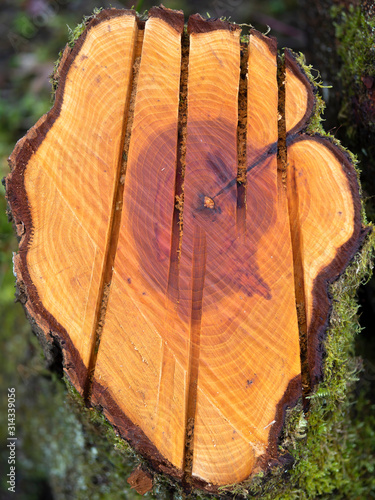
[[5, 5, 366, 494]]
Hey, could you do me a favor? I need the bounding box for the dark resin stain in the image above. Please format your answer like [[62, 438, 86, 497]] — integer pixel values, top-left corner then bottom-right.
[[129, 123, 273, 326]]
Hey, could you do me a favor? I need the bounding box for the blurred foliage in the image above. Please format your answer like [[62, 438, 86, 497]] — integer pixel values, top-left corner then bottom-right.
[[0, 1, 374, 499]]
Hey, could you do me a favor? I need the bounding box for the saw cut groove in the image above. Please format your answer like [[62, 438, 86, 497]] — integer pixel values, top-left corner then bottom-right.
[[166, 30, 189, 305], [276, 51, 309, 399], [183, 225, 207, 482], [91, 6, 187, 473], [83, 23, 144, 402], [276, 51, 287, 188], [287, 155, 309, 397], [236, 43, 248, 236]]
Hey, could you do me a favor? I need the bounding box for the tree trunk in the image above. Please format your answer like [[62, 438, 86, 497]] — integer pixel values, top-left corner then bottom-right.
[[300, 0, 375, 219], [5, 5, 370, 497]]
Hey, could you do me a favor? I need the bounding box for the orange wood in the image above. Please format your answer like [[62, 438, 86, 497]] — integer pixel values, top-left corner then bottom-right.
[[284, 57, 358, 381], [179, 23, 247, 484], [285, 54, 312, 134], [286, 137, 357, 376], [287, 138, 356, 328], [92, 13, 186, 469], [6, 7, 364, 493]]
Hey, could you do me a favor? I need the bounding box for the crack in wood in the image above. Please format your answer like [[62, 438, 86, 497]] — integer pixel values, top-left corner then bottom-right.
[[183, 225, 207, 484], [166, 31, 189, 305], [277, 50, 309, 400], [83, 25, 144, 403]]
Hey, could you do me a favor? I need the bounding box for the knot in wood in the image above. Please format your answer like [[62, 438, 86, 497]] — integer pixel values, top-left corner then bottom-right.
[[203, 196, 215, 210]]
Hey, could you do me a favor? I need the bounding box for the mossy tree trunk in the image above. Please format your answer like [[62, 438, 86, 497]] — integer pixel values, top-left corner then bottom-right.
[[300, 0, 375, 392], [300, 0, 375, 219]]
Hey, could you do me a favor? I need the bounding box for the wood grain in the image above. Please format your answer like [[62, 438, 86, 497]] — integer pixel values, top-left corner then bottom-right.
[[6, 10, 138, 391], [287, 136, 361, 382], [5, 7, 366, 493], [285, 51, 364, 384], [92, 9, 186, 470], [181, 17, 246, 484]]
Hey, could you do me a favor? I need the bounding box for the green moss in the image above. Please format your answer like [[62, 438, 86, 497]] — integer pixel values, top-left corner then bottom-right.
[[330, 3, 375, 147], [331, 4, 375, 100], [63, 379, 144, 499], [286, 231, 375, 499], [327, 4, 375, 222], [292, 52, 327, 137], [207, 53, 375, 499], [50, 8, 104, 97], [67, 7, 103, 48]]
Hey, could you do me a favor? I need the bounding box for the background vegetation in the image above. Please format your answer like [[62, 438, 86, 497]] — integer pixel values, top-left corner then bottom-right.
[[0, 1, 374, 499]]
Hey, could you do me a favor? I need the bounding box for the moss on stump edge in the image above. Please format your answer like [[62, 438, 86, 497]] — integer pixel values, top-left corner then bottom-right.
[[64, 227, 374, 500]]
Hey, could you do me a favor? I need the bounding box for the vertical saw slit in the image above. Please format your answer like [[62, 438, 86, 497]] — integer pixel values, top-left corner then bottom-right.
[[83, 25, 145, 404], [277, 50, 309, 400], [236, 42, 248, 236], [183, 225, 207, 484], [167, 30, 189, 304]]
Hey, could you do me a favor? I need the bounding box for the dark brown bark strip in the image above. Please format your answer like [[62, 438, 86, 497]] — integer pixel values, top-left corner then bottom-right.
[[92, 377, 184, 481], [187, 13, 241, 34], [149, 5, 184, 33]]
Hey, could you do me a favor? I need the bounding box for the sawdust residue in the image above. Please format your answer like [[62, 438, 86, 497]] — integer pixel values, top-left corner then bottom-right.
[[175, 31, 189, 258], [237, 42, 248, 185], [122, 57, 141, 175]]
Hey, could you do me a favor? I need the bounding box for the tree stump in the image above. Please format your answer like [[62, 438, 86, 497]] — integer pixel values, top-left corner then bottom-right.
[[5, 6, 369, 496]]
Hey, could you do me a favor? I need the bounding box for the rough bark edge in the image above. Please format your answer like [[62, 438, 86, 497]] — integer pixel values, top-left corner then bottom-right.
[[282, 49, 369, 387], [88, 375, 301, 498], [278, 229, 375, 500], [250, 28, 277, 57], [187, 13, 241, 34], [91, 380, 183, 483], [283, 50, 370, 386], [4, 8, 137, 394]]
